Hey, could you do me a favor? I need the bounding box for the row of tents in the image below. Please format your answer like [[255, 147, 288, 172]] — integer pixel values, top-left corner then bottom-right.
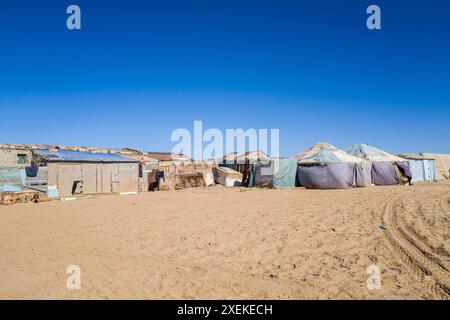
[[215, 143, 448, 189]]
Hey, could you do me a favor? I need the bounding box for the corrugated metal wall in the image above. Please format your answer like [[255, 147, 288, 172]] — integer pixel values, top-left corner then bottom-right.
[[408, 159, 435, 182], [47, 162, 139, 197]]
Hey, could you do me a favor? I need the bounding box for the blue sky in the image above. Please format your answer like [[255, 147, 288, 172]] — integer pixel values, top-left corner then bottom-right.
[[0, 0, 449, 157]]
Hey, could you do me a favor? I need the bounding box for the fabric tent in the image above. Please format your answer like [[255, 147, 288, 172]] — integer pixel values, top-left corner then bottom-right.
[[293, 142, 335, 161], [272, 158, 298, 189], [295, 142, 372, 189], [347, 144, 411, 186], [298, 162, 357, 189], [422, 153, 450, 180], [241, 156, 297, 189], [347, 144, 405, 162], [371, 162, 399, 185], [355, 162, 372, 187]]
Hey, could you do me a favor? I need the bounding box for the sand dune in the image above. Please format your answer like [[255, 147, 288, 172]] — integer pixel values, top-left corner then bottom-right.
[[0, 181, 449, 299]]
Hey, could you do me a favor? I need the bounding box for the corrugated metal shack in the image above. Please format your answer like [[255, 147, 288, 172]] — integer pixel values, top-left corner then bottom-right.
[[110, 148, 154, 192], [397, 153, 436, 182], [33, 149, 139, 198]]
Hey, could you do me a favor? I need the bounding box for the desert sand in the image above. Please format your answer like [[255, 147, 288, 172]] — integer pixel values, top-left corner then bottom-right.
[[0, 181, 449, 299]]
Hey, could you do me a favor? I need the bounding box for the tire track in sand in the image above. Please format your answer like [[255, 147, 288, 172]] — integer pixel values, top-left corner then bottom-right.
[[382, 196, 450, 298], [437, 192, 450, 214], [433, 192, 450, 259], [401, 201, 450, 269]]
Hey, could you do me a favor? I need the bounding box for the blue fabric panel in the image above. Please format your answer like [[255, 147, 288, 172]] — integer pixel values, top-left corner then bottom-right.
[[273, 158, 297, 189]]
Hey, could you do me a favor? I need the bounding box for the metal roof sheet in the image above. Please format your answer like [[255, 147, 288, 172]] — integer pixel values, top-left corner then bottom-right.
[[33, 149, 139, 163], [396, 153, 435, 160]]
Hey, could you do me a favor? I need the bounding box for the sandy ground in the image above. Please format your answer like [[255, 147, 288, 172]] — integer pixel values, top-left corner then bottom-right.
[[0, 181, 449, 300]]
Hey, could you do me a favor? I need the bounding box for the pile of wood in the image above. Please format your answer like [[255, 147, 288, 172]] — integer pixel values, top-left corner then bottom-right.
[[1, 191, 40, 206], [179, 172, 204, 189], [158, 160, 216, 190]]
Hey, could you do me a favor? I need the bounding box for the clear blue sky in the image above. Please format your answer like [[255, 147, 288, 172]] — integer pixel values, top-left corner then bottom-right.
[[0, 0, 449, 157]]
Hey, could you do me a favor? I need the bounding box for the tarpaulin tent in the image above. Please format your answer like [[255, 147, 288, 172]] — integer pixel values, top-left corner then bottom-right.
[[371, 162, 399, 185], [421, 153, 450, 180], [347, 144, 411, 186], [298, 162, 357, 189], [295, 142, 372, 189], [253, 157, 298, 189], [347, 144, 404, 162], [272, 158, 298, 189], [355, 162, 372, 187]]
